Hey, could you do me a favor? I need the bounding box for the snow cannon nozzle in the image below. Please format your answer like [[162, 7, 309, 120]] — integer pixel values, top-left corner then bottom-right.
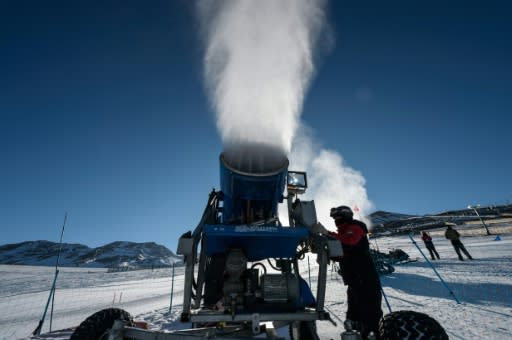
[[219, 145, 289, 224]]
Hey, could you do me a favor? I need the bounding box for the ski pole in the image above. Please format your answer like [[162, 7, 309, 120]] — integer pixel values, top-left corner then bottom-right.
[[49, 212, 67, 332], [33, 212, 67, 336], [33, 271, 59, 335], [307, 256, 312, 287], [381, 286, 392, 313], [371, 237, 392, 312], [408, 233, 460, 304], [169, 262, 175, 311]]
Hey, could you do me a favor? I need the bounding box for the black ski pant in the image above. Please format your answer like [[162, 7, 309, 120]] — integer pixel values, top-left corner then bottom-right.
[[450, 240, 472, 260], [424, 241, 440, 260], [346, 284, 383, 339]]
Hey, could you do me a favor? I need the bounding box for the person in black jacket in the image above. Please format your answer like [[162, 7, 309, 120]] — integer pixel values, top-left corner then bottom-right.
[[316, 206, 382, 339], [445, 225, 473, 260]]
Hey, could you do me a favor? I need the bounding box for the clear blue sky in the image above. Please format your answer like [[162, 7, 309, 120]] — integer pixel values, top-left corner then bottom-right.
[[1, 0, 511, 250]]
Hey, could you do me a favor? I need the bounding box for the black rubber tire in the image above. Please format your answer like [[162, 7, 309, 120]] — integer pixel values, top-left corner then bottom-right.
[[70, 307, 134, 340], [289, 321, 319, 340], [379, 310, 448, 340]]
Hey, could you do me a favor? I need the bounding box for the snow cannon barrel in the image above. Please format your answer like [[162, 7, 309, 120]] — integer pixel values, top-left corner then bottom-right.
[[219, 148, 288, 224]]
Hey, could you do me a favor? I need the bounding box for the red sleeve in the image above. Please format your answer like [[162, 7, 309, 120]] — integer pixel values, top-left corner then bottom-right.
[[338, 224, 365, 246]]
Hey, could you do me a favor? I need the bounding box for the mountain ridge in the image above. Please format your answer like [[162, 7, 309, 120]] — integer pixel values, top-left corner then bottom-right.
[[0, 240, 182, 269]]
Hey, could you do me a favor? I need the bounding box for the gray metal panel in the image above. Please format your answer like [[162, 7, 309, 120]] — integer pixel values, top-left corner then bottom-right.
[[189, 310, 321, 323], [293, 200, 318, 228]]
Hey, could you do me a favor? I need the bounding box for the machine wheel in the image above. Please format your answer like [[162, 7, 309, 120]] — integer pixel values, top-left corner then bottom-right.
[[379, 310, 448, 340], [70, 307, 134, 340], [289, 321, 319, 340]]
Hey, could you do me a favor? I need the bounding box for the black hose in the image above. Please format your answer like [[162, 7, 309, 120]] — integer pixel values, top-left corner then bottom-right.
[[250, 262, 267, 274]]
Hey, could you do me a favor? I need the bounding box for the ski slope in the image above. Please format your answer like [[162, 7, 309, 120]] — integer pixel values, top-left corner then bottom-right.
[[2, 231, 511, 339]]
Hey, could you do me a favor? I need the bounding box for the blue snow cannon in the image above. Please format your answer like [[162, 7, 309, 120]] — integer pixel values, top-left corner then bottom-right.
[[177, 146, 341, 338], [202, 151, 309, 261]]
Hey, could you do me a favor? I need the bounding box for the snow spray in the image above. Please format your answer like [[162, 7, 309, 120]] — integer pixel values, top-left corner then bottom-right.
[[198, 0, 326, 155], [196, 0, 373, 227]]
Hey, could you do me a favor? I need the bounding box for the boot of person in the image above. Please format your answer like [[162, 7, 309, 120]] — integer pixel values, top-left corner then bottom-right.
[[461, 247, 473, 260], [455, 248, 463, 261]]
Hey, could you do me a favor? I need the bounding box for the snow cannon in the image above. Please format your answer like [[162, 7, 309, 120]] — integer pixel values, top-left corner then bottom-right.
[[173, 145, 344, 339], [207, 152, 308, 261], [219, 151, 288, 224]]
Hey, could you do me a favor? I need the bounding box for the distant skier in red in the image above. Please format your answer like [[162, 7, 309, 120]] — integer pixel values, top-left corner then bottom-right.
[[421, 231, 440, 260]]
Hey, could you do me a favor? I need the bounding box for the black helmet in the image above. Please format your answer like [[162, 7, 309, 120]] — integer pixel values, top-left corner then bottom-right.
[[330, 205, 353, 221]]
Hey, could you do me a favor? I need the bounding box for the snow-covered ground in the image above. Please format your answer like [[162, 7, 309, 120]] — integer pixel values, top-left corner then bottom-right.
[[2, 229, 512, 339]]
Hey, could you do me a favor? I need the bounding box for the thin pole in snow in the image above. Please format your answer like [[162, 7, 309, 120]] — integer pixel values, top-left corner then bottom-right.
[[49, 212, 67, 332], [381, 287, 392, 313], [33, 212, 67, 336], [372, 237, 381, 253], [307, 256, 312, 287], [33, 272, 59, 336], [169, 262, 175, 312], [372, 237, 392, 312], [324, 305, 343, 325], [408, 233, 461, 304]]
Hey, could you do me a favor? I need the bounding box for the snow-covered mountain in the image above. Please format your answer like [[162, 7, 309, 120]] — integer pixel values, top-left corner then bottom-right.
[[368, 204, 512, 235], [0, 240, 182, 268]]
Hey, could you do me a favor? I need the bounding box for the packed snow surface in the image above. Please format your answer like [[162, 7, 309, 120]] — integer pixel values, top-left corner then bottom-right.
[[1, 232, 511, 339]]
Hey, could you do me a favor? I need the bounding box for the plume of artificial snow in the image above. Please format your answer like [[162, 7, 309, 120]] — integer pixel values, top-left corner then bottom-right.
[[284, 125, 374, 229], [197, 0, 327, 169], [197, 0, 373, 224]]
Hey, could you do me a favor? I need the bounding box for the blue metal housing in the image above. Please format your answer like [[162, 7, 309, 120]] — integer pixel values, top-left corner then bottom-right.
[[219, 152, 288, 223], [203, 224, 309, 261]]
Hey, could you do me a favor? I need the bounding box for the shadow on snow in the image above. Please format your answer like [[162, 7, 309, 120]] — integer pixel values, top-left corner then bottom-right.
[[381, 271, 512, 307]]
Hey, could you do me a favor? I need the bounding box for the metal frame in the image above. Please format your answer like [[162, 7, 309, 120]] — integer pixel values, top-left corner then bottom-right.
[[109, 168, 343, 339]]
